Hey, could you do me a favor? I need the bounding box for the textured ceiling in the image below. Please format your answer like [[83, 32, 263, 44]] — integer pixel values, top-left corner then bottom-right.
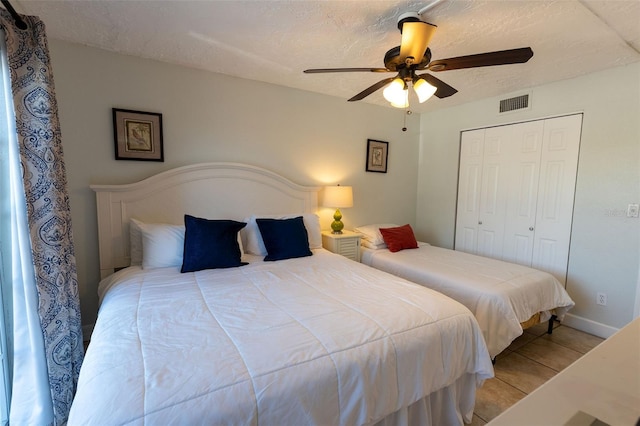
[[13, 0, 640, 113]]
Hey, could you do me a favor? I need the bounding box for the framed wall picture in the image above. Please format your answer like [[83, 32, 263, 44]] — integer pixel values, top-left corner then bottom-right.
[[366, 139, 388, 173], [112, 108, 164, 161]]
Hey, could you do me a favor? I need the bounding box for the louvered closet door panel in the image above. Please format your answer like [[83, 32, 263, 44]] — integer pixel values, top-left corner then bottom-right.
[[476, 126, 510, 258], [532, 114, 582, 284], [455, 129, 485, 254], [502, 120, 545, 266]]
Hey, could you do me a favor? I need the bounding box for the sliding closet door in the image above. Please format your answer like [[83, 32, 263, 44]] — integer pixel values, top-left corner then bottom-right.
[[531, 114, 582, 284], [501, 120, 545, 266], [455, 129, 485, 253]]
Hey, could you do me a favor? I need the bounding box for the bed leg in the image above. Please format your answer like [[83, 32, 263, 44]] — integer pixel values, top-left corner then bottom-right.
[[547, 315, 557, 334], [491, 357, 496, 365]]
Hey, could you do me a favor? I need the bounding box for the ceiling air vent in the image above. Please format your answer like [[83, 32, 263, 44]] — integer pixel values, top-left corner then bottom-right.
[[499, 94, 529, 113]]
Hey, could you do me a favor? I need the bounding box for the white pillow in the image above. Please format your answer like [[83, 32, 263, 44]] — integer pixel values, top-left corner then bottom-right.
[[361, 239, 387, 250], [354, 223, 399, 246], [131, 217, 245, 267], [243, 213, 322, 256], [130, 218, 144, 266], [140, 222, 185, 269]]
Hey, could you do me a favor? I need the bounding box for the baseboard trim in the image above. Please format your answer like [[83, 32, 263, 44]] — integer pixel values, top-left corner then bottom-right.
[[562, 313, 619, 339], [82, 323, 95, 342]]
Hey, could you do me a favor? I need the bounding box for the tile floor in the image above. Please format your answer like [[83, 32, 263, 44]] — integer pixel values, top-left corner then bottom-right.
[[470, 321, 605, 425]]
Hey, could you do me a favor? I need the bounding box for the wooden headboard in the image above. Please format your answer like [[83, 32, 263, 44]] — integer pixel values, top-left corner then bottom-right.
[[91, 162, 320, 278]]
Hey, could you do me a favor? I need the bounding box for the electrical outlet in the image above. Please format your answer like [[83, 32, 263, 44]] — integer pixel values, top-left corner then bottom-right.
[[596, 292, 607, 306], [627, 204, 639, 218]]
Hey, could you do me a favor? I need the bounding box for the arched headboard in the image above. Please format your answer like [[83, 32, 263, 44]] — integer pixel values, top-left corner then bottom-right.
[[91, 162, 319, 278]]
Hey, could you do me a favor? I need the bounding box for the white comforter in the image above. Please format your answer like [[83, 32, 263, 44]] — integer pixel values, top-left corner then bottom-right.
[[70, 249, 493, 425], [361, 244, 575, 358]]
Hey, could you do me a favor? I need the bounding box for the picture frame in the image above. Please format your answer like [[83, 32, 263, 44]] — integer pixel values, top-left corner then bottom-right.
[[366, 139, 388, 173], [112, 108, 164, 161]]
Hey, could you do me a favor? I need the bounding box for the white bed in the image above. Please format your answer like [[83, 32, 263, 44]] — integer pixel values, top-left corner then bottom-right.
[[359, 231, 574, 358], [70, 163, 493, 426]]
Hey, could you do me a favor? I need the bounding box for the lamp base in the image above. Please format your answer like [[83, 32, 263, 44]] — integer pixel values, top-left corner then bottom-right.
[[330, 220, 344, 234], [331, 208, 344, 234]]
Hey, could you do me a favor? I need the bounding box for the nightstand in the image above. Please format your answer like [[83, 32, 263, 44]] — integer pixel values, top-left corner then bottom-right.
[[322, 230, 361, 262]]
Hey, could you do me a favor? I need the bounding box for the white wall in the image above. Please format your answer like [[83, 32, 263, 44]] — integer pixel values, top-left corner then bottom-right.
[[50, 38, 639, 336], [416, 63, 640, 335], [49, 40, 421, 329]]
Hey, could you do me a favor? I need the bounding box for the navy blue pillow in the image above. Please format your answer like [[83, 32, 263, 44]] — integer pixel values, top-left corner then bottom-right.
[[181, 215, 247, 273], [256, 216, 312, 261]]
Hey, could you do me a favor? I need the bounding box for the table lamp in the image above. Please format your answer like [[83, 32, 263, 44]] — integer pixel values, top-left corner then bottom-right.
[[323, 185, 353, 234]]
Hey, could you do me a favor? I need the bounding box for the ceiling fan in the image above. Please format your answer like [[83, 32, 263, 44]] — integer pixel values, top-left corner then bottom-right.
[[303, 12, 534, 108]]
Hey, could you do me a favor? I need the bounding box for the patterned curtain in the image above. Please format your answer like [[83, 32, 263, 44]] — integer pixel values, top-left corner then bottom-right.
[[0, 9, 83, 425]]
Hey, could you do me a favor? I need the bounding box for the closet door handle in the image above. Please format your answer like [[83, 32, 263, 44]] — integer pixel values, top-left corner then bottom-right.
[[529, 227, 534, 231]]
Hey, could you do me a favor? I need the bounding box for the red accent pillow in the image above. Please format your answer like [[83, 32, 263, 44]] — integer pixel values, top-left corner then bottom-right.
[[379, 224, 419, 253]]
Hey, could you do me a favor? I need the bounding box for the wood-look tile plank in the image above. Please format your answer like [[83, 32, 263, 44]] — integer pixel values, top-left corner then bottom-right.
[[505, 331, 537, 352], [539, 326, 604, 354], [515, 337, 583, 372], [469, 413, 487, 426], [474, 378, 526, 423], [523, 319, 559, 337], [493, 352, 557, 394]]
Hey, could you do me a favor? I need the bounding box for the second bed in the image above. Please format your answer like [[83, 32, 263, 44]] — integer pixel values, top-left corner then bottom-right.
[[358, 224, 575, 358]]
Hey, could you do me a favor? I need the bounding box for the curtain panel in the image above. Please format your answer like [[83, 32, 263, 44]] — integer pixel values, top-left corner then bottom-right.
[[0, 9, 83, 425]]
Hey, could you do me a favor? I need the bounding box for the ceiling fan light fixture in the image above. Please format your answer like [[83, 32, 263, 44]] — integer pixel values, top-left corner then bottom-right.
[[390, 97, 409, 109], [383, 78, 408, 107], [413, 78, 437, 103]]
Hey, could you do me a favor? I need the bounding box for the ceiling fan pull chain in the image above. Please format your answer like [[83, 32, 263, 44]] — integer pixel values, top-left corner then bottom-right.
[[402, 109, 412, 132]]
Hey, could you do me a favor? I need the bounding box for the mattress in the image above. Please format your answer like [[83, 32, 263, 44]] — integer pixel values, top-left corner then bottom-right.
[[361, 243, 575, 357], [69, 249, 493, 425]]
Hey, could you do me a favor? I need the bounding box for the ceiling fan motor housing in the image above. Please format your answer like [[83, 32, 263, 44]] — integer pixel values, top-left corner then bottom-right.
[[384, 46, 432, 71]]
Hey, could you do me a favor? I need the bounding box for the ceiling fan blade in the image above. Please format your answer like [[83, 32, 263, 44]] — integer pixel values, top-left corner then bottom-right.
[[416, 73, 458, 98], [427, 47, 534, 72], [399, 21, 437, 63], [304, 68, 390, 73], [348, 77, 396, 102]]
